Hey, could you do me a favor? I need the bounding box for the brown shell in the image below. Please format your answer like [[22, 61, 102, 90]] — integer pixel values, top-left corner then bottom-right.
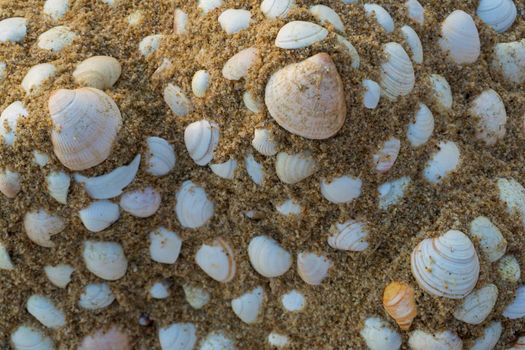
[[383, 281, 417, 330]]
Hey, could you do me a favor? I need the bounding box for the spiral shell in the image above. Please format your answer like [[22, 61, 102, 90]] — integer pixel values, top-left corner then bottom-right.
[[191, 70, 210, 97], [184, 120, 220, 166], [362, 79, 380, 109], [378, 176, 411, 210], [149, 227, 182, 264], [248, 235, 292, 278], [503, 284, 525, 319], [469, 89, 507, 145], [275, 21, 328, 49], [469, 216, 507, 263], [78, 327, 130, 350], [78, 283, 115, 310], [46, 171, 70, 204], [470, 321, 502, 350], [218, 9, 251, 34], [477, 0, 516, 33], [405, 0, 424, 25], [360, 317, 402, 350], [309, 5, 344, 32], [120, 187, 161, 218], [83, 241, 128, 281], [44, 0, 69, 21], [383, 282, 417, 330], [145, 136, 176, 176], [453, 284, 498, 325], [0, 17, 27, 43], [320, 175, 362, 204], [364, 4, 395, 33], [159, 323, 197, 350], [423, 141, 461, 184], [210, 159, 237, 180], [380, 43, 415, 101], [79, 200, 120, 232], [73, 56, 121, 89], [37, 26, 76, 52], [26, 295, 65, 329], [21, 63, 56, 95], [222, 47, 258, 81], [408, 330, 462, 350], [44, 264, 74, 288], [297, 252, 332, 285], [373, 137, 401, 173], [491, 40, 525, 85], [175, 180, 215, 228], [1, 101, 28, 146], [401, 25, 423, 64], [0, 242, 14, 270], [439, 10, 480, 64], [0, 169, 21, 198], [231, 286, 264, 324], [407, 103, 434, 147], [328, 220, 369, 251], [498, 255, 521, 283], [195, 238, 236, 283], [24, 209, 66, 248], [275, 152, 318, 184], [429, 74, 453, 111], [252, 129, 278, 156], [10, 326, 53, 350]]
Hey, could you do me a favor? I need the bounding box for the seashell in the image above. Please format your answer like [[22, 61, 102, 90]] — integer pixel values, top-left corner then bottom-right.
[[407, 103, 434, 147], [470, 321, 502, 350], [78, 326, 130, 350], [364, 4, 395, 33], [0, 17, 27, 43], [127, 10, 144, 26], [360, 317, 402, 350], [159, 323, 197, 350], [497, 177, 525, 227], [328, 220, 369, 251], [26, 295, 65, 329], [44, 264, 74, 288], [231, 286, 264, 324], [380, 42, 415, 101], [275, 152, 318, 184], [33, 151, 50, 167], [469, 89, 507, 145], [191, 70, 210, 97], [79, 200, 120, 232], [503, 285, 525, 319], [453, 284, 498, 325], [378, 176, 411, 210], [218, 9, 251, 34], [429, 74, 453, 111], [139, 34, 163, 57], [210, 159, 237, 179], [195, 238, 236, 283], [164, 83, 193, 117], [411, 230, 479, 299], [439, 10, 480, 65], [309, 5, 345, 32], [184, 120, 220, 166], [83, 241, 128, 281], [0, 242, 14, 270], [37, 26, 76, 52], [198, 0, 222, 14], [320, 175, 362, 204], [0, 61, 5, 81], [243, 91, 262, 113], [222, 47, 258, 80], [261, 0, 294, 19], [200, 332, 235, 350], [252, 129, 278, 156], [362, 79, 380, 109], [248, 235, 292, 278], [281, 289, 305, 312], [265, 53, 345, 139], [498, 255, 520, 283], [274, 21, 328, 49], [508, 337, 525, 350], [10, 326, 54, 350], [491, 40, 525, 85], [78, 283, 115, 310], [336, 35, 360, 69], [183, 284, 210, 309], [401, 25, 423, 64], [383, 282, 417, 331], [73, 56, 121, 89], [120, 187, 161, 218], [297, 252, 331, 285], [423, 141, 460, 184], [175, 180, 215, 228], [24, 209, 65, 248], [477, 0, 516, 33], [174, 8, 188, 34], [408, 330, 462, 350], [1, 101, 28, 146], [149, 227, 182, 264], [46, 171, 70, 204], [405, 0, 424, 25], [0, 169, 21, 198], [268, 333, 289, 348], [245, 153, 265, 185], [145, 137, 176, 176], [373, 137, 401, 173], [151, 58, 173, 81], [469, 216, 507, 263], [275, 198, 302, 216], [150, 280, 170, 299], [21, 63, 56, 95]]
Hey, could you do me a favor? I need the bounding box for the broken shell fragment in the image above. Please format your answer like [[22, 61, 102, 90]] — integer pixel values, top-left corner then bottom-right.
[[491, 40, 525, 85], [405, 0, 424, 25], [429, 74, 453, 111], [364, 4, 395, 33], [222, 47, 257, 80], [183, 284, 210, 309], [498, 255, 521, 283], [24, 209, 66, 248], [175, 180, 214, 228], [0, 242, 14, 270], [503, 284, 525, 319], [245, 153, 265, 185], [191, 70, 210, 97], [0, 169, 21, 198], [309, 5, 345, 32], [281, 289, 305, 312], [73, 56, 121, 89], [145, 137, 176, 176], [78, 283, 115, 310], [469, 216, 507, 262], [439, 10, 480, 64], [275, 21, 328, 49], [477, 0, 516, 33], [373, 137, 401, 173], [120, 187, 161, 218], [275, 152, 318, 184], [297, 252, 331, 285], [469, 89, 507, 145], [44, 264, 74, 288], [37, 26, 76, 52], [261, 0, 294, 19], [252, 129, 278, 156], [0, 17, 27, 43], [360, 317, 402, 350], [46, 171, 70, 204], [10, 326, 54, 350], [195, 238, 236, 283], [380, 42, 415, 101], [453, 284, 498, 325], [408, 330, 462, 350], [210, 159, 237, 179], [1, 101, 28, 146], [26, 295, 65, 329], [149, 227, 182, 264], [159, 323, 197, 350], [78, 326, 130, 350], [83, 241, 128, 281], [362, 79, 380, 109], [248, 235, 292, 278], [44, 0, 69, 21], [400, 25, 423, 64], [184, 120, 220, 166], [383, 282, 417, 331], [407, 103, 434, 147], [320, 175, 362, 204], [150, 281, 170, 299], [79, 200, 120, 232], [21, 63, 56, 95], [470, 321, 502, 350], [174, 8, 188, 34], [328, 220, 369, 252], [423, 141, 461, 184], [139, 34, 163, 57], [231, 286, 264, 324], [378, 176, 411, 210], [275, 198, 302, 216], [164, 83, 193, 117], [218, 9, 251, 34]]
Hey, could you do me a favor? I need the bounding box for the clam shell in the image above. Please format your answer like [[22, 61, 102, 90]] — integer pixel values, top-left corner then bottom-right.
[[469, 216, 507, 262], [408, 330, 462, 350], [248, 235, 292, 278], [362, 79, 380, 109], [26, 295, 65, 329], [309, 5, 344, 32], [423, 141, 461, 184], [498, 255, 521, 283], [175, 180, 215, 228], [265, 53, 345, 139], [380, 42, 415, 101], [1, 101, 28, 146], [378, 176, 411, 210], [407, 103, 434, 147], [373, 137, 401, 173], [491, 40, 525, 85], [44, 264, 74, 288], [439, 10, 480, 64], [281, 289, 305, 312], [78, 283, 115, 310], [21, 63, 56, 95], [275, 152, 318, 184], [191, 70, 210, 97], [139, 34, 163, 57], [164, 83, 193, 116], [46, 171, 70, 204], [150, 280, 170, 299], [297, 252, 331, 285], [252, 129, 278, 156], [405, 0, 424, 25], [261, 0, 294, 19], [245, 153, 265, 185], [120, 187, 161, 218], [37, 26, 76, 52], [33, 151, 50, 167], [320, 175, 362, 204], [183, 284, 210, 309], [78, 327, 130, 350], [0, 17, 27, 43], [174, 8, 188, 34], [243, 91, 262, 113], [360, 317, 402, 350], [453, 284, 498, 325], [83, 241, 128, 281], [411, 230, 479, 299], [477, 0, 516, 33], [231, 286, 264, 324], [268, 333, 289, 348], [145, 136, 176, 176], [198, 0, 222, 14], [73, 56, 121, 89], [401, 25, 423, 64], [210, 159, 237, 179], [364, 4, 395, 33], [24, 209, 65, 248], [195, 238, 236, 283], [159, 323, 197, 350], [10, 326, 53, 350], [149, 227, 182, 264], [328, 220, 369, 251], [200, 332, 235, 350], [470, 321, 502, 350], [184, 119, 220, 166], [0, 169, 21, 198], [218, 9, 251, 34], [0, 242, 14, 270], [383, 282, 417, 331], [275, 21, 328, 49], [79, 200, 120, 232], [497, 177, 525, 227], [503, 284, 525, 319], [336, 35, 360, 69], [469, 89, 507, 145], [429, 74, 453, 111], [222, 47, 258, 80], [275, 198, 302, 216]]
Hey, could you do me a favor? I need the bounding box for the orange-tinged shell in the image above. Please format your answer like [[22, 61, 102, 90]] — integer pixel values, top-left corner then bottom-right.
[[264, 53, 346, 140], [383, 282, 417, 330]]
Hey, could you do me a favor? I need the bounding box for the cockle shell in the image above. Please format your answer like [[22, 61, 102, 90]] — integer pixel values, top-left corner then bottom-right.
[[46, 171, 70, 204], [469, 216, 507, 263], [198, 0, 222, 14], [503, 285, 525, 319], [364, 4, 395, 33], [24, 209, 65, 248], [159, 323, 197, 350], [44, 0, 69, 21], [139, 34, 163, 57], [252, 129, 278, 156], [498, 255, 521, 283], [149, 227, 182, 264], [360, 317, 402, 350], [491, 40, 525, 85], [423, 141, 461, 184], [49, 88, 122, 171], [79, 200, 120, 232], [275, 152, 318, 184], [477, 0, 516, 33], [245, 153, 265, 185], [44, 264, 74, 288], [261, 0, 294, 19], [470, 321, 502, 350], [411, 230, 479, 299], [407, 103, 434, 147], [120, 187, 161, 218], [145, 137, 176, 176], [383, 282, 417, 330], [222, 47, 258, 80], [231, 286, 264, 324], [164, 83, 193, 117], [275, 198, 302, 216], [401, 25, 423, 64], [195, 238, 236, 283], [281, 289, 305, 312], [83, 241, 128, 280], [408, 330, 462, 350], [183, 284, 210, 309], [37, 26, 76, 52], [378, 176, 411, 210], [362, 79, 380, 109], [248, 235, 292, 278], [275, 21, 328, 49], [26, 295, 65, 329], [10, 326, 54, 350], [150, 280, 170, 299], [0, 169, 21, 198], [380, 42, 415, 101], [191, 70, 210, 97], [469, 89, 507, 145], [78, 327, 130, 350], [265, 53, 345, 139], [184, 120, 220, 166], [328, 220, 369, 252], [175, 180, 214, 228], [243, 91, 262, 113], [78, 283, 115, 310], [174, 8, 188, 34], [320, 175, 362, 204], [309, 5, 345, 32], [297, 252, 331, 285], [1, 101, 28, 146], [21, 63, 56, 95], [336, 35, 360, 69], [497, 177, 525, 227], [439, 10, 480, 65], [210, 159, 237, 179], [429, 74, 453, 111], [218, 9, 251, 34], [0, 18, 27, 43], [268, 333, 289, 348], [405, 0, 424, 25], [373, 137, 401, 173], [73, 56, 121, 89], [200, 332, 235, 350], [453, 284, 498, 325], [0, 242, 14, 270]]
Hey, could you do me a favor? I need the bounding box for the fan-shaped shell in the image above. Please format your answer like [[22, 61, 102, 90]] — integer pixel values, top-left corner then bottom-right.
[[44, 0, 69, 21], [380, 42, 415, 101], [364, 4, 395, 33], [200, 332, 235, 350], [24, 209, 65, 248], [44, 264, 74, 288], [469, 216, 507, 262], [37, 26, 76, 52], [423, 141, 461, 184], [309, 5, 344, 32], [0, 17, 27, 43], [336, 35, 360, 69], [405, 0, 424, 25], [275, 21, 328, 49], [184, 120, 220, 166], [145, 136, 176, 176], [120, 187, 161, 218], [218, 9, 251, 34], [222, 47, 258, 81], [491, 40, 525, 85], [498, 255, 521, 283], [149, 227, 182, 264], [243, 91, 262, 113], [248, 235, 292, 278], [231, 286, 264, 324], [79, 200, 120, 232], [360, 317, 402, 350], [320, 175, 362, 204], [378, 176, 411, 210], [10, 326, 54, 350], [408, 330, 462, 350], [0, 169, 21, 198], [173, 8, 188, 34], [78, 283, 115, 310], [261, 0, 294, 19], [439, 10, 480, 64], [469, 89, 507, 145], [429, 74, 453, 111], [297, 252, 331, 285], [275, 198, 302, 216], [73, 56, 121, 89], [150, 280, 170, 299], [401, 25, 423, 64], [383, 282, 417, 330], [21, 63, 56, 95], [183, 284, 210, 309], [210, 159, 237, 180], [373, 137, 401, 173], [470, 321, 502, 350], [163, 83, 192, 117], [497, 177, 525, 227], [245, 153, 265, 185], [281, 289, 305, 312], [275, 152, 318, 184], [503, 284, 525, 319], [265, 53, 345, 139], [191, 70, 209, 97], [252, 129, 278, 156], [453, 284, 498, 324], [477, 0, 516, 33], [407, 103, 434, 147], [83, 241, 128, 281], [159, 323, 197, 350], [175, 180, 215, 228], [411, 230, 479, 299], [26, 295, 65, 329], [139, 34, 163, 57], [1, 101, 28, 146], [328, 220, 369, 251], [46, 171, 70, 204], [0, 242, 14, 270], [362, 79, 380, 109], [195, 238, 236, 283], [78, 326, 130, 350]]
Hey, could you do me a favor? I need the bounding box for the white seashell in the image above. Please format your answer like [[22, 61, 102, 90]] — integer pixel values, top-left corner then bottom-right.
[[261, 0, 294, 19], [183, 284, 210, 309], [439, 10, 480, 65], [218, 9, 251, 34], [477, 0, 516, 33], [497, 177, 525, 227], [78, 283, 115, 310], [454, 283, 498, 325], [150, 281, 170, 299], [174, 9, 188, 34], [222, 47, 258, 80], [320, 175, 361, 204], [46, 171, 70, 204], [275, 152, 317, 185], [195, 238, 236, 283], [83, 240, 128, 281], [248, 235, 292, 278], [33, 151, 49, 167], [360, 317, 402, 350], [469, 89, 507, 145], [26, 295, 65, 329], [378, 176, 411, 210], [139, 34, 163, 57], [364, 4, 395, 33], [24, 210, 65, 248], [491, 40, 525, 85], [21, 63, 56, 95], [401, 25, 423, 64], [297, 252, 331, 285], [362, 79, 380, 109], [231, 286, 264, 324], [1, 101, 28, 146], [120, 187, 161, 218], [373, 137, 401, 173], [268, 333, 289, 348], [508, 336, 525, 350], [79, 200, 120, 232], [0, 17, 27, 43], [175, 180, 215, 228], [159, 323, 197, 350], [151, 58, 173, 81], [281, 290, 305, 312], [411, 230, 479, 299], [164, 83, 193, 117], [470, 321, 502, 350], [210, 159, 237, 180], [77, 327, 130, 350], [149, 227, 182, 264], [74, 154, 140, 199], [0, 242, 14, 270], [380, 43, 415, 101], [192, 70, 210, 97], [309, 5, 345, 32], [407, 103, 434, 147], [0, 61, 5, 81], [275, 21, 328, 49], [200, 332, 235, 350], [44, 264, 74, 288], [405, 0, 424, 25], [127, 10, 143, 26], [336, 35, 360, 69], [503, 285, 525, 319], [0, 169, 21, 198], [37, 26, 75, 52], [498, 255, 521, 283], [408, 330, 462, 350], [10, 326, 54, 350], [275, 198, 302, 216], [198, 0, 223, 14], [429, 74, 453, 111], [73, 56, 121, 89], [245, 153, 265, 185], [423, 141, 460, 184], [243, 91, 262, 113], [145, 136, 176, 176], [328, 220, 369, 251], [469, 216, 507, 262], [252, 129, 278, 156], [184, 120, 220, 166]]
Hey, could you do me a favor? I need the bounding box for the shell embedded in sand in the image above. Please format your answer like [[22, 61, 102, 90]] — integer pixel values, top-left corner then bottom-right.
[[21, 63, 56, 95], [405, 0, 424, 24], [44, 264, 74, 288], [423, 141, 460, 184], [0, 169, 21, 199], [1, 101, 28, 146], [82, 241, 128, 281], [73, 56, 121, 89], [400, 25, 423, 64], [149, 227, 182, 264], [309, 5, 345, 32], [159, 323, 197, 350], [408, 330, 462, 350], [360, 317, 402, 350], [210, 159, 237, 179], [261, 0, 294, 19], [44, 0, 69, 21], [407, 103, 434, 147], [10, 326, 54, 350], [78, 326, 130, 350], [175, 180, 215, 228], [439, 10, 480, 64], [469, 216, 507, 262], [120, 187, 161, 218], [24, 209, 66, 248], [195, 238, 236, 283], [218, 9, 251, 34], [275, 152, 318, 184], [252, 129, 278, 156], [222, 47, 258, 81], [183, 284, 210, 309], [498, 254, 521, 283], [0, 242, 14, 270], [503, 284, 525, 319], [274, 21, 328, 49], [245, 153, 265, 185], [373, 137, 400, 173], [191, 70, 210, 97], [364, 4, 395, 33], [163, 83, 193, 117], [79, 200, 120, 232], [470, 321, 502, 350], [78, 283, 115, 310], [145, 136, 176, 176], [26, 294, 66, 329], [37, 26, 76, 52], [248, 235, 292, 278], [429, 74, 453, 111], [453, 284, 498, 325], [46, 171, 70, 204], [320, 175, 362, 204], [491, 40, 525, 85], [184, 119, 220, 166], [0, 17, 28, 43], [477, 0, 516, 33], [469, 89, 507, 145], [328, 220, 369, 251], [231, 286, 265, 324], [297, 252, 332, 285], [383, 282, 417, 330], [380, 42, 415, 101]]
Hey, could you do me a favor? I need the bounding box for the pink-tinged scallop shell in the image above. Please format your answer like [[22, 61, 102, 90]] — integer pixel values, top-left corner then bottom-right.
[[78, 326, 130, 350], [373, 137, 400, 173]]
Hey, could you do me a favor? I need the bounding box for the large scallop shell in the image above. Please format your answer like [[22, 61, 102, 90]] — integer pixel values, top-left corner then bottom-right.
[[1, 101, 28, 146], [26, 295, 65, 329], [400, 25, 423, 64], [364, 4, 395, 33], [429, 74, 453, 111], [328, 220, 369, 251], [275, 152, 318, 184], [360, 317, 402, 350], [149, 227, 182, 264], [497, 177, 525, 227], [184, 120, 220, 166], [498, 254, 521, 283], [411, 230, 479, 299], [380, 43, 415, 101], [502, 284, 525, 319], [275, 21, 328, 49], [408, 330, 462, 350], [195, 238, 236, 283], [231, 286, 264, 324], [210, 159, 237, 180], [159, 323, 197, 350], [0, 169, 21, 198], [145, 136, 176, 176], [407, 103, 434, 147], [120, 187, 161, 218], [79, 200, 120, 232], [383, 282, 417, 331], [423, 141, 461, 184], [0, 242, 14, 270], [469, 216, 507, 263], [163, 83, 193, 117], [477, 0, 516, 33], [24, 209, 65, 248], [0, 17, 27, 43], [309, 5, 344, 32], [248, 235, 292, 278], [320, 175, 362, 204], [78, 326, 130, 350], [175, 180, 215, 228], [78, 283, 115, 310], [439, 10, 480, 64], [222, 47, 258, 81], [470, 89, 507, 146], [453, 284, 498, 325], [491, 40, 525, 85], [265, 53, 345, 139], [21, 63, 56, 95], [37, 26, 76, 52], [378, 176, 411, 210], [46, 171, 70, 204], [373, 137, 401, 173], [252, 129, 278, 156], [73, 56, 121, 89], [470, 321, 502, 350], [261, 0, 294, 19], [83, 241, 128, 281], [218, 9, 251, 34], [10, 326, 54, 350], [44, 264, 74, 288], [44, 0, 69, 21], [297, 252, 331, 285]]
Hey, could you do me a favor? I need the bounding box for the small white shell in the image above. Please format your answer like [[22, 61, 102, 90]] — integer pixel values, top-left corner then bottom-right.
[[152, 58, 173, 81], [0, 169, 21, 199], [423, 141, 461, 184], [78, 283, 115, 310], [1, 101, 28, 146], [378, 176, 411, 210], [44, 264, 74, 288], [149, 227, 182, 264], [33, 151, 49, 167], [159, 323, 197, 350], [360, 317, 402, 350], [200, 332, 235, 350], [373, 137, 400, 173], [174, 9, 188, 34], [469, 89, 507, 145], [164, 83, 193, 117], [380, 43, 415, 101], [328, 220, 369, 252], [281, 290, 305, 312], [222, 47, 258, 80], [275, 152, 317, 185], [218, 9, 251, 34], [469, 216, 507, 262], [268, 333, 289, 348], [407, 103, 434, 147], [470, 321, 502, 350], [309, 5, 345, 32], [275, 198, 302, 216], [26, 295, 65, 329], [491, 40, 525, 85], [192, 70, 210, 98], [400, 25, 423, 64], [430, 74, 453, 112], [320, 175, 361, 204], [198, 0, 222, 14], [11, 326, 54, 350], [243, 91, 262, 113], [120, 187, 161, 218], [497, 177, 525, 227], [439, 10, 480, 65], [245, 153, 265, 185], [231, 286, 264, 324], [210, 159, 237, 179], [453, 284, 498, 325], [175, 180, 215, 228], [195, 238, 236, 283], [145, 136, 176, 177], [477, 0, 516, 33], [408, 330, 462, 350], [79, 200, 120, 232], [139, 34, 163, 57], [261, 0, 294, 19], [405, 0, 424, 25], [0, 61, 6, 81], [364, 4, 395, 33], [183, 284, 210, 309], [21, 63, 56, 95], [184, 120, 220, 166], [297, 252, 331, 285], [498, 255, 521, 283], [252, 129, 278, 156], [248, 235, 292, 278], [37, 26, 76, 52], [24, 209, 65, 248], [83, 240, 128, 281], [0, 17, 27, 43], [503, 285, 525, 319], [336, 35, 360, 69], [362, 79, 381, 109], [127, 10, 143, 26], [0, 242, 14, 270], [150, 281, 170, 299], [46, 171, 70, 204], [275, 21, 328, 49], [73, 56, 121, 90]]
